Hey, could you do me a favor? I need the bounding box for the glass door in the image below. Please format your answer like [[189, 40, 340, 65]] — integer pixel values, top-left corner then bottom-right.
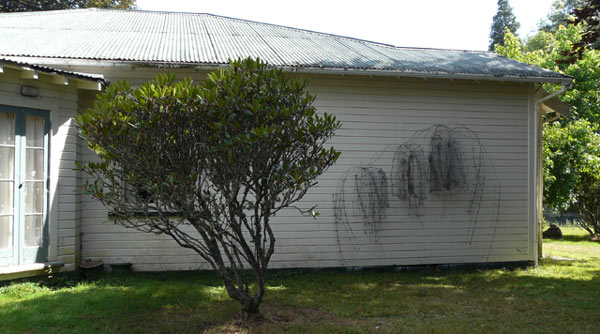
[[0, 106, 49, 267], [0, 111, 16, 266]]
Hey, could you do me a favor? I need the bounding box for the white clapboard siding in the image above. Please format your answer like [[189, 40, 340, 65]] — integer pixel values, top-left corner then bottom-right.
[[73, 69, 534, 270], [0, 67, 81, 271]]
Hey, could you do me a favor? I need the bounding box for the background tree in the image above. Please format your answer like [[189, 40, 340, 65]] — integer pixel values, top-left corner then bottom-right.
[[563, 0, 600, 62], [489, 0, 521, 51], [539, 0, 586, 33], [498, 26, 600, 122], [0, 0, 135, 12], [544, 120, 600, 239], [497, 26, 600, 238], [76, 58, 341, 319]]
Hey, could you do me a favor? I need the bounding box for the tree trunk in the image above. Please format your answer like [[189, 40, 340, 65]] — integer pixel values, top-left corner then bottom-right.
[[592, 222, 600, 241], [240, 300, 261, 321], [240, 270, 266, 321], [220, 270, 265, 321]]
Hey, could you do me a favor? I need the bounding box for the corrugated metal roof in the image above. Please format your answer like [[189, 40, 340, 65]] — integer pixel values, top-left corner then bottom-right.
[[0, 57, 106, 83], [0, 9, 572, 83]]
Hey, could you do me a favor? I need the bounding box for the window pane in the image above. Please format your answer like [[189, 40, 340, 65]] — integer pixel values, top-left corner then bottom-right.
[[24, 215, 42, 247], [26, 149, 44, 180], [0, 216, 12, 249], [0, 181, 13, 215], [26, 116, 44, 148], [0, 147, 14, 179], [0, 112, 15, 145], [24, 181, 43, 214]]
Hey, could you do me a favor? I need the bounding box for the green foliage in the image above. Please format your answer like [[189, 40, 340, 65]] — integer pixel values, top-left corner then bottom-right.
[[0, 0, 136, 12], [543, 120, 600, 207], [538, 0, 586, 33], [564, 0, 600, 62], [489, 0, 521, 51], [497, 26, 600, 236], [498, 26, 600, 123], [76, 58, 341, 318], [543, 119, 600, 237]]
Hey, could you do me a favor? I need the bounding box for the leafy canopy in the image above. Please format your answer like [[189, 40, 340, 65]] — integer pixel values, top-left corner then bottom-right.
[[538, 0, 587, 33], [543, 120, 600, 210], [496, 26, 600, 123], [497, 22, 600, 236], [563, 0, 600, 62], [543, 120, 600, 237], [0, 0, 135, 12]]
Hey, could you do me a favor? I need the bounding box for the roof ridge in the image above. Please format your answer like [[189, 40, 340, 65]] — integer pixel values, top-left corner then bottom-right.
[[0, 8, 496, 53], [202, 12, 496, 54]]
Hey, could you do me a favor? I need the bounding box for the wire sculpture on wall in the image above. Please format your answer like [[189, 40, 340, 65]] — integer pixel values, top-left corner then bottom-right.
[[391, 144, 428, 215], [334, 166, 389, 237], [428, 126, 467, 193], [333, 124, 502, 263]]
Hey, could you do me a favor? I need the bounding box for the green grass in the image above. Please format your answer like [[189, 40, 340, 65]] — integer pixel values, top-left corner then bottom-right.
[[1, 228, 599, 334]]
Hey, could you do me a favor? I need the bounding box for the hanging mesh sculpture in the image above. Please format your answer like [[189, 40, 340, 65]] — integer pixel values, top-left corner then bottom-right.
[[387, 125, 491, 217], [428, 126, 467, 193], [391, 144, 428, 215], [334, 166, 389, 237], [333, 124, 502, 261]]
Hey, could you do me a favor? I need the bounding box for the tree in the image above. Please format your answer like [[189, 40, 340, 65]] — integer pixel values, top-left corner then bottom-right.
[[544, 120, 600, 239], [489, 0, 521, 51], [539, 0, 587, 33], [497, 27, 600, 123], [0, 0, 135, 12], [76, 58, 341, 319], [497, 28, 600, 238], [563, 0, 600, 62]]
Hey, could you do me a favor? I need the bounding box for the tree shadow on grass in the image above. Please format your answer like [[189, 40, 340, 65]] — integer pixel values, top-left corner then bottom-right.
[[1, 262, 600, 334], [0, 271, 241, 334], [560, 233, 597, 242], [262, 262, 600, 333]]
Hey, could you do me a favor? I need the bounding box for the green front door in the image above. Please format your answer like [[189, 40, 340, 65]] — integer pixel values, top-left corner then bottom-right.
[[0, 105, 49, 266]]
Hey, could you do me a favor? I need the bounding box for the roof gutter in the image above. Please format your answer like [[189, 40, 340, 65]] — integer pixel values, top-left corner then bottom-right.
[[289, 67, 574, 85], [0, 58, 106, 91], [0, 56, 573, 85]]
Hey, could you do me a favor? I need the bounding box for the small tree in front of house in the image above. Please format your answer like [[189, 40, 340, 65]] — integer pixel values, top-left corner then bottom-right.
[[76, 58, 341, 319]]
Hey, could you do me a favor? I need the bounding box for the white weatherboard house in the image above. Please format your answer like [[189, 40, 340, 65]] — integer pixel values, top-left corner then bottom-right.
[[0, 9, 571, 280]]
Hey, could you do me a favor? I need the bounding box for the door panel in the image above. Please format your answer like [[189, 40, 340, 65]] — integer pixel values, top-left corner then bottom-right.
[[0, 107, 49, 266], [0, 216, 12, 250], [0, 112, 14, 145], [0, 111, 15, 266], [20, 113, 49, 264]]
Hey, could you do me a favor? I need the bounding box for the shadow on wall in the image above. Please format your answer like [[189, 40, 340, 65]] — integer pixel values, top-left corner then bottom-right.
[[333, 124, 502, 263]]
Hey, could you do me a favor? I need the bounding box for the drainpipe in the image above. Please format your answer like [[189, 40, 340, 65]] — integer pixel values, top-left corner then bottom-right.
[[534, 83, 570, 262]]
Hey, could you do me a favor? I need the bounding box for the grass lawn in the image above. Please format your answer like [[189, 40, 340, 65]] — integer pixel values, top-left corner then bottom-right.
[[1, 226, 599, 334]]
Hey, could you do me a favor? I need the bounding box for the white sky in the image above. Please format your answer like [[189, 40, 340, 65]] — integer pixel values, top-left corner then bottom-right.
[[136, 0, 555, 51]]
